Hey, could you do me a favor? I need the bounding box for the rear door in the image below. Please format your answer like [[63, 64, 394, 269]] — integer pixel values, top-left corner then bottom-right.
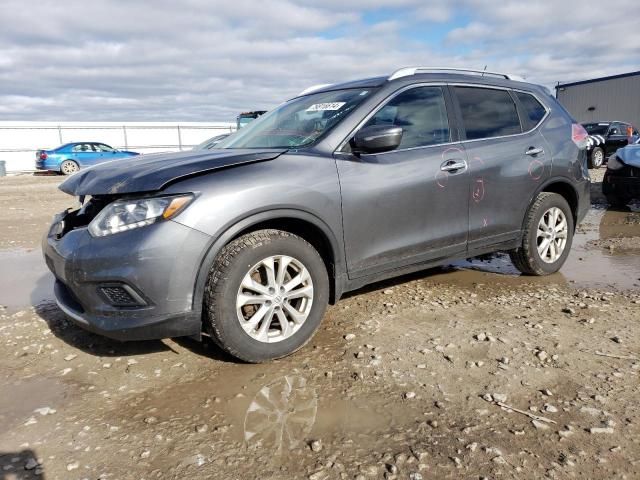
[[336, 84, 470, 278], [451, 86, 551, 251]]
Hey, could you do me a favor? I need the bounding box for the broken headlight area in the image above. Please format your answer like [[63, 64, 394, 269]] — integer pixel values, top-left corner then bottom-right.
[[88, 194, 194, 237]]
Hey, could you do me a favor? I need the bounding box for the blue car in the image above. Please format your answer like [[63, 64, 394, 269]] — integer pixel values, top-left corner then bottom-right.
[[36, 142, 139, 175]]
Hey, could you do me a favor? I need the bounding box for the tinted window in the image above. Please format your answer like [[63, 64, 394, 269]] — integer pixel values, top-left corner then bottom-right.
[[515, 92, 546, 130], [362, 86, 450, 149], [455, 87, 521, 140], [583, 123, 610, 135]]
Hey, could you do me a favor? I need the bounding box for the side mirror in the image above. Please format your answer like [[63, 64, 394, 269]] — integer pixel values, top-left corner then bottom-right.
[[353, 125, 403, 154]]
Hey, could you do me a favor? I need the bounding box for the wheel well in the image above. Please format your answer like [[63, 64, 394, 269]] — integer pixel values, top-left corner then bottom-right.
[[542, 182, 578, 224], [233, 218, 338, 303]]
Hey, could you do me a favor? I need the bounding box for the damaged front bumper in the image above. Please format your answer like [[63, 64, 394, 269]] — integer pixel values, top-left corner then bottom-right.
[[42, 207, 211, 341]]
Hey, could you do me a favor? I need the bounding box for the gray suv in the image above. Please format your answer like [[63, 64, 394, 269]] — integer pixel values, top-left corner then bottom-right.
[[43, 67, 590, 362]]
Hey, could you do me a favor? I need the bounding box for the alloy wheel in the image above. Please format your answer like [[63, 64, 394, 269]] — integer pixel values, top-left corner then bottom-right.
[[536, 207, 568, 263], [236, 255, 314, 343]]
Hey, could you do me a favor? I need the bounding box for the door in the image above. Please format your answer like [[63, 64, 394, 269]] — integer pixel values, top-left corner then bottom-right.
[[451, 86, 551, 250], [336, 85, 469, 278], [71, 143, 98, 167], [605, 122, 630, 156]]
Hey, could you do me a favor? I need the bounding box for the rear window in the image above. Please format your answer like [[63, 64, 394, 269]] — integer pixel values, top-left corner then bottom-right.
[[515, 92, 546, 130], [454, 87, 522, 140]]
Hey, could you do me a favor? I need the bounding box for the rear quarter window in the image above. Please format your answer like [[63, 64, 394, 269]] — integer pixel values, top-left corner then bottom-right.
[[515, 91, 547, 131], [454, 87, 522, 140]]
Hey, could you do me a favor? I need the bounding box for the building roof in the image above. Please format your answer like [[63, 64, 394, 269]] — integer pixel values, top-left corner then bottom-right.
[[556, 70, 640, 89]]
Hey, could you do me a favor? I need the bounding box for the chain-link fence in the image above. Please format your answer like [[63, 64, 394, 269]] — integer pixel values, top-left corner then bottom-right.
[[0, 122, 236, 172]]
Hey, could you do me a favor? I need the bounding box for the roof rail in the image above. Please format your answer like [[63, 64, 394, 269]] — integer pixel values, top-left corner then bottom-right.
[[298, 83, 334, 96], [388, 67, 525, 82]]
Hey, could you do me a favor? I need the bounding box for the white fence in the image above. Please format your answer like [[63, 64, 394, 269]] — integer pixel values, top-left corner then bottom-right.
[[0, 121, 236, 172]]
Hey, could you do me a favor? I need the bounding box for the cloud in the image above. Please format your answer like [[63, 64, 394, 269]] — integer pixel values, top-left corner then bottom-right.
[[1, 0, 639, 121]]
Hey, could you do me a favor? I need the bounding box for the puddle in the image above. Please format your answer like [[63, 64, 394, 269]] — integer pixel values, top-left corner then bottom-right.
[[0, 248, 53, 311], [446, 207, 640, 290], [116, 365, 413, 470], [0, 377, 67, 432]]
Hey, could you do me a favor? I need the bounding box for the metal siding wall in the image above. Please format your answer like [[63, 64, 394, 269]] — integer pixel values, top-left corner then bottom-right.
[[556, 75, 640, 126]]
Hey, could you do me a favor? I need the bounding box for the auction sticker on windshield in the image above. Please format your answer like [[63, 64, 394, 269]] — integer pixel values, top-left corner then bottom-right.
[[306, 102, 346, 112]]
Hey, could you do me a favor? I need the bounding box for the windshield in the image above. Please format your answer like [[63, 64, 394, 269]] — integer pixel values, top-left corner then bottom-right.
[[218, 88, 375, 149], [583, 123, 610, 135]]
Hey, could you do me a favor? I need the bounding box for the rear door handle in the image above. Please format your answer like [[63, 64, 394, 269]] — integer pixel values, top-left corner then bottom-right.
[[525, 147, 544, 156], [440, 159, 467, 172]]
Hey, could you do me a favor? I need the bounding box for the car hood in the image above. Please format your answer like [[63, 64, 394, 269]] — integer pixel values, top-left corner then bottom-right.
[[617, 145, 640, 168], [59, 148, 287, 196]]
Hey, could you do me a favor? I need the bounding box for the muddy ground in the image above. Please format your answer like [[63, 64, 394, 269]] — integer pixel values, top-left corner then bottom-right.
[[1, 171, 639, 480]]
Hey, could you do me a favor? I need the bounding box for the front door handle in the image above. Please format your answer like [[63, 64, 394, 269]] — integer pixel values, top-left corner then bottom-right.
[[525, 147, 544, 156], [440, 159, 467, 172]]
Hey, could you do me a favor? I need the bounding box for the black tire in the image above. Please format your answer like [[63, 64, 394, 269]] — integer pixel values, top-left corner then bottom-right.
[[60, 160, 79, 175], [605, 194, 630, 209], [204, 229, 329, 363], [588, 147, 604, 169], [509, 192, 574, 276]]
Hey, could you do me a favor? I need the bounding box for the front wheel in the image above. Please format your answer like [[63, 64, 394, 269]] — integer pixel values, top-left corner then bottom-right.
[[204, 229, 329, 363], [509, 192, 574, 276], [589, 147, 604, 169], [60, 160, 79, 175]]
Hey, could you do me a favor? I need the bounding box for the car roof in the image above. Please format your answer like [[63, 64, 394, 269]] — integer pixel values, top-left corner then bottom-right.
[[297, 71, 539, 98]]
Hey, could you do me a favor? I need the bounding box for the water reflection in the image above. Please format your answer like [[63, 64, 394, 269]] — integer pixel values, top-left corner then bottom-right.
[[244, 375, 317, 452]]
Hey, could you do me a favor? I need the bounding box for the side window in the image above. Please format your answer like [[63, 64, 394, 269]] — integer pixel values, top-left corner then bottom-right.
[[362, 86, 450, 149], [72, 144, 90, 152], [455, 87, 522, 140], [96, 143, 115, 152], [609, 123, 623, 135], [514, 91, 547, 130]]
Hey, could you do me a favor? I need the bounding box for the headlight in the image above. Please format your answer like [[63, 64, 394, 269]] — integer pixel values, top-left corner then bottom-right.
[[88, 194, 193, 237], [607, 154, 625, 171]]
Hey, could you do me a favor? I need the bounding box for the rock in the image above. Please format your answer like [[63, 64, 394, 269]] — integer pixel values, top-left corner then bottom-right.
[[474, 332, 487, 341], [24, 458, 38, 470], [482, 393, 493, 402], [34, 407, 56, 416], [589, 427, 614, 434], [543, 404, 558, 413], [450, 456, 462, 467], [144, 416, 158, 424], [404, 391, 416, 400], [466, 442, 478, 452], [355, 351, 365, 359], [562, 307, 575, 315], [140, 449, 151, 459], [541, 389, 553, 396], [386, 463, 398, 474], [536, 350, 548, 362], [532, 420, 549, 430], [64, 354, 77, 361], [309, 470, 328, 480], [66, 461, 79, 471], [611, 336, 622, 344], [492, 393, 507, 403], [344, 334, 356, 341], [498, 356, 510, 365], [383, 289, 394, 295], [310, 439, 323, 452], [409, 473, 423, 480], [195, 424, 208, 433]]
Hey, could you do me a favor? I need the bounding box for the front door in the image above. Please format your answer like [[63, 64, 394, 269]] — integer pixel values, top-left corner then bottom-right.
[[336, 85, 469, 278]]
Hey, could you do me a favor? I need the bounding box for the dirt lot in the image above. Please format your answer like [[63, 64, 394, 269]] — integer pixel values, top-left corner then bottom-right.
[[1, 172, 639, 480]]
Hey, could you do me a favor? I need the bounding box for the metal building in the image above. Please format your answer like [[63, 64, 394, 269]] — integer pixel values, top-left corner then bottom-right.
[[555, 71, 640, 127]]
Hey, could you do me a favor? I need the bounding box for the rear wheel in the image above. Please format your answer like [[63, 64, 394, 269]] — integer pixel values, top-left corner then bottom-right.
[[509, 192, 574, 276], [60, 160, 79, 175], [204, 229, 329, 363], [589, 147, 604, 169]]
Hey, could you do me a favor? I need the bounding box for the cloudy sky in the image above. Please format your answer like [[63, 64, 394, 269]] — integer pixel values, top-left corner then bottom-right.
[[2, 0, 639, 122]]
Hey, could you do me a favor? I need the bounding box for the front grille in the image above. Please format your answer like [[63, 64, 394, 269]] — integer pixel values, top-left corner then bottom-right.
[[99, 285, 145, 307]]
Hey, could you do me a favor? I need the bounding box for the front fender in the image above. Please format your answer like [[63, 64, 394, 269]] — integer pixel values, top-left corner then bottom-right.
[[186, 208, 346, 320]]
